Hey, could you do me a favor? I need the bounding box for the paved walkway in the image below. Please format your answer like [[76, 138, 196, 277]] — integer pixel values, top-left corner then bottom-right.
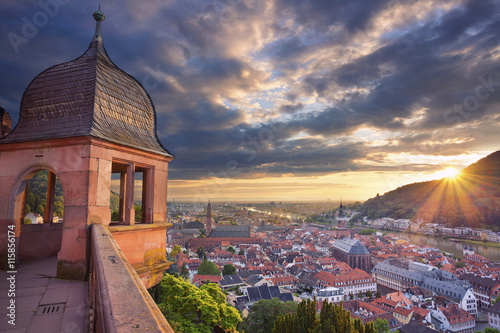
[[0, 256, 88, 332]]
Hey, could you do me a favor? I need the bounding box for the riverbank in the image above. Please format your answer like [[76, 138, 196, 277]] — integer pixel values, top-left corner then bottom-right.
[[457, 239, 500, 249], [378, 228, 500, 249], [383, 230, 500, 261]]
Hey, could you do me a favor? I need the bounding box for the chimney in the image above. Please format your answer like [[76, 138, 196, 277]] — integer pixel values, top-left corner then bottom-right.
[[0, 107, 12, 138]]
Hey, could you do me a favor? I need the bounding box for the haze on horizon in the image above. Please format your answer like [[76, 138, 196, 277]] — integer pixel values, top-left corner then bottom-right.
[[1, 0, 500, 202]]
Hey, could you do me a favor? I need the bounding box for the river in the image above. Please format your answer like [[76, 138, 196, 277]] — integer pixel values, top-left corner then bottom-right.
[[389, 230, 500, 262]]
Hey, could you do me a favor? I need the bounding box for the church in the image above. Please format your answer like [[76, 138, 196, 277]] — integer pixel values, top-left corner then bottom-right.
[[330, 236, 371, 271], [188, 202, 260, 251]]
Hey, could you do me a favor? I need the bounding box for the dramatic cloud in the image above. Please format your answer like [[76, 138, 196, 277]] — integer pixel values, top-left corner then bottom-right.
[[1, 0, 499, 200]]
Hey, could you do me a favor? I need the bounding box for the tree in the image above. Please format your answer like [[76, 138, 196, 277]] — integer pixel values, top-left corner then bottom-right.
[[455, 260, 467, 268], [180, 263, 189, 279], [197, 260, 220, 276], [222, 264, 236, 276], [274, 299, 371, 333], [375, 290, 381, 298], [196, 246, 206, 259], [493, 295, 500, 305], [238, 249, 245, 256], [358, 228, 375, 235], [36, 204, 44, 215], [134, 203, 142, 222], [349, 293, 354, 300], [158, 274, 241, 333], [241, 298, 297, 333], [373, 318, 390, 333], [365, 290, 373, 299], [171, 244, 182, 258], [227, 246, 236, 254]]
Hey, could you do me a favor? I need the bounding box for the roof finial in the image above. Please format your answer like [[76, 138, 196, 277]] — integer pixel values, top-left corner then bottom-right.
[[93, 5, 105, 40]]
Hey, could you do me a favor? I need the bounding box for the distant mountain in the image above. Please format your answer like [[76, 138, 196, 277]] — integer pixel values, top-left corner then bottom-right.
[[358, 150, 500, 231]]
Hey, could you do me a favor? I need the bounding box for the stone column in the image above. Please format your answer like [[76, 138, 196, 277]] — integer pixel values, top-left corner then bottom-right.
[[44, 171, 56, 223], [142, 167, 154, 223], [124, 163, 135, 225], [119, 170, 126, 222]]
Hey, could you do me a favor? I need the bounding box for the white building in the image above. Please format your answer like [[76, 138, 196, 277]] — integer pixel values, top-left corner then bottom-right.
[[488, 302, 500, 330], [315, 287, 344, 303], [24, 213, 43, 224], [430, 304, 475, 333]]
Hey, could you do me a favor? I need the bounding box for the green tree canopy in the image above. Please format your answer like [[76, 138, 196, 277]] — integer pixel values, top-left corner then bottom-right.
[[240, 298, 297, 333], [358, 228, 375, 235], [198, 260, 220, 276], [274, 299, 371, 333], [158, 274, 241, 333], [196, 246, 206, 259], [238, 249, 245, 256], [171, 244, 182, 258], [222, 264, 236, 276], [227, 246, 236, 254], [373, 318, 390, 333], [180, 263, 189, 279]]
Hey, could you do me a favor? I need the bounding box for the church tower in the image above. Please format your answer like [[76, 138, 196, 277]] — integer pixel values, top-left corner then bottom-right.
[[337, 200, 347, 229], [205, 201, 213, 236]]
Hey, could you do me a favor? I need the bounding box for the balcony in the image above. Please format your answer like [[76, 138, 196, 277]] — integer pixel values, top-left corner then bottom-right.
[[2, 223, 174, 332]]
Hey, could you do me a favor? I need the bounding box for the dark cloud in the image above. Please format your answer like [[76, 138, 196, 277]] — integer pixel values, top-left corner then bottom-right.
[[1, 0, 499, 183]]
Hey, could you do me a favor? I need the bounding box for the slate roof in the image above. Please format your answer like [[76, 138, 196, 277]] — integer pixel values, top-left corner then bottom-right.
[[246, 274, 263, 286], [460, 273, 500, 288], [374, 260, 471, 301], [1, 20, 172, 157], [238, 270, 262, 279], [209, 225, 251, 238], [332, 236, 369, 254], [220, 274, 243, 287], [488, 301, 500, 314], [398, 322, 439, 333], [244, 285, 293, 303]]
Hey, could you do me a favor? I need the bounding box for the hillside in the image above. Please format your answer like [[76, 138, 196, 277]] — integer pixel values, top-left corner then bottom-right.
[[358, 150, 500, 231]]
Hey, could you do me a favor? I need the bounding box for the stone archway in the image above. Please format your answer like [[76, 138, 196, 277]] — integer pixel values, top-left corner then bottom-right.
[[8, 163, 66, 263]]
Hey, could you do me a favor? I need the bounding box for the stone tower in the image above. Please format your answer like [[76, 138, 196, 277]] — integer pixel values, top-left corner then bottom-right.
[[337, 200, 347, 229], [205, 201, 212, 236], [0, 9, 174, 280]]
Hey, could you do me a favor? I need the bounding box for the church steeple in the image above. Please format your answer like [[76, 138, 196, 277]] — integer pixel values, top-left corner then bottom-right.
[[205, 201, 212, 236]]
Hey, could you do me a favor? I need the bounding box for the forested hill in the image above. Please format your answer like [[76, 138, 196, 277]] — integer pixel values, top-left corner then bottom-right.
[[358, 150, 500, 231], [25, 170, 120, 217]]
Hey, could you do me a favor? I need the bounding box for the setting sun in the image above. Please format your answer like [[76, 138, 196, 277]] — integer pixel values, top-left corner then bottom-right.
[[435, 167, 459, 179]]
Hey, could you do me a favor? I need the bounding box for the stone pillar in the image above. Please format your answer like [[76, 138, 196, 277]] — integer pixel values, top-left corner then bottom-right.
[[44, 171, 56, 224], [142, 167, 154, 224], [124, 163, 135, 225], [119, 170, 126, 222]]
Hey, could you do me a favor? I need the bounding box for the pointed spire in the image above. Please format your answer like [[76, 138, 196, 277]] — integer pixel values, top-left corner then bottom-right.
[[93, 5, 105, 40]]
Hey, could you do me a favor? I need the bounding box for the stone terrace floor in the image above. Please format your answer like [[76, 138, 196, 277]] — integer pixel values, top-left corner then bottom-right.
[[0, 256, 88, 332]]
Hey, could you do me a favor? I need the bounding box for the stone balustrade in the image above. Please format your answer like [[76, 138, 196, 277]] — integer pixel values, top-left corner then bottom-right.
[[89, 223, 174, 332]]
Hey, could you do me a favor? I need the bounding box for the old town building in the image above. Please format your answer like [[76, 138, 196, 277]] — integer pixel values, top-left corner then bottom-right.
[[330, 236, 371, 271]]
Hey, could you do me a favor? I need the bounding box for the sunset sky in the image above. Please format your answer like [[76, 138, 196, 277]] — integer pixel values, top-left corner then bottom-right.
[[1, 0, 499, 202]]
